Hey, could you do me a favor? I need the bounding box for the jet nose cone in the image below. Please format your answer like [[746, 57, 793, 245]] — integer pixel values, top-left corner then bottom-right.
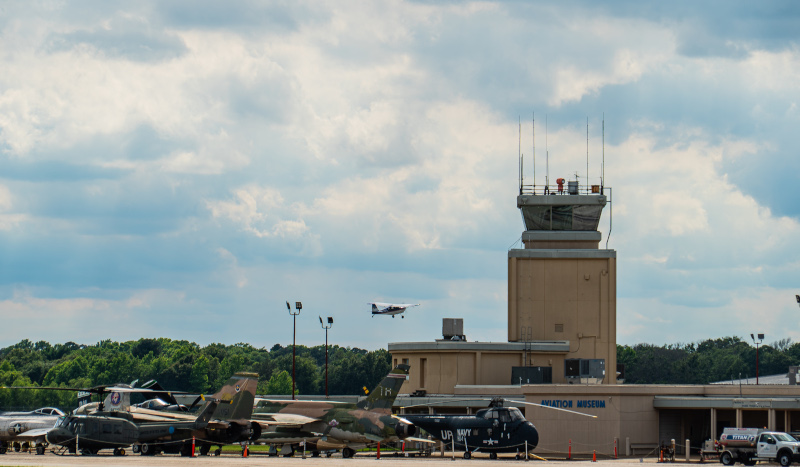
[[525, 422, 539, 449]]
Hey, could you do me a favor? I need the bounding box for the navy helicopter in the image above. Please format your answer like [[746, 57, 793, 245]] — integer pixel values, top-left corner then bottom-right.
[[399, 397, 596, 460]]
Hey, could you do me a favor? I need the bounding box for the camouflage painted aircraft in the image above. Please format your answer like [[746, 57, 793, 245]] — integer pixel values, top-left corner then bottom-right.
[[252, 363, 422, 457]]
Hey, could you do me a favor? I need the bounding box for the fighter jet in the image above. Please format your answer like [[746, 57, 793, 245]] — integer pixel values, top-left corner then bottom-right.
[[370, 302, 420, 318], [5, 373, 259, 456], [251, 363, 425, 457], [0, 408, 64, 454]]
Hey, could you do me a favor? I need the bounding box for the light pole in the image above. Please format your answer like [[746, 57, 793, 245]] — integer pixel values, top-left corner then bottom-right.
[[287, 301, 302, 399], [751, 333, 764, 385], [319, 316, 333, 398]]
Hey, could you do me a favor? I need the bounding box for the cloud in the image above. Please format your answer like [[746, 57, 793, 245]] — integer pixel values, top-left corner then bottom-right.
[[0, 0, 799, 351]]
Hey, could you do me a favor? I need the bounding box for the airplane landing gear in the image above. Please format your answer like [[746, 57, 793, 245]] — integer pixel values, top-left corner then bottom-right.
[[489, 452, 497, 459], [464, 451, 471, 459], [342, 447, 356, 458]]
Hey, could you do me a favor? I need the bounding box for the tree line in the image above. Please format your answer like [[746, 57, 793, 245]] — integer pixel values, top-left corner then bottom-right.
[[3, 335, 797, 410], [0, 338, 390, 410], [618, 336, 797, 384]]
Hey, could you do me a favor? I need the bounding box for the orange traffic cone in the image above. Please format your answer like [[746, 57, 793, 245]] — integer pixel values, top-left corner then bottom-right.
[[592, 450, 597, 462]]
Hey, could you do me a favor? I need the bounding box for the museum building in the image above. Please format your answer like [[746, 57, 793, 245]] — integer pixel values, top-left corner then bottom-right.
[[389, 181, 800, 457]]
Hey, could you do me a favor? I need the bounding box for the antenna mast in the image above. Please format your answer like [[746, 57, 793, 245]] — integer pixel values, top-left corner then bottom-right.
[[602, 113, 605, 190], [586, 117, 589, 192], [545, 115, 549, 193], [518, 116, 522, 194], [532, 112, 535, 191]]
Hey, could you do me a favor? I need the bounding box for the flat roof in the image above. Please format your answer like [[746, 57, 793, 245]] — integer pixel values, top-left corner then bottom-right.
[[509, 249, 616, 259], [388, 341, 570, 353]]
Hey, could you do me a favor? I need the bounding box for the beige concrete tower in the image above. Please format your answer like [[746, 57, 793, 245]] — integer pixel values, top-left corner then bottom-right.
[[508, 187, 617, 384]]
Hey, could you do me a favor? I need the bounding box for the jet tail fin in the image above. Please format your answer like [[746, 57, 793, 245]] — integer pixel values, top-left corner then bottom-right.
[[356, 364, 409, 413], [210, 372, 258, 421], [195, 399, 219, 426], [372, 304, 379, 313]]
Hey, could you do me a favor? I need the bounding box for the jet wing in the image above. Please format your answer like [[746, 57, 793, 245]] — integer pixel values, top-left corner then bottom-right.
[[13, 427, 50, 443], [403, 436, 437, 444], [252, 412, 319, 426], [128, 408, 196, 423]]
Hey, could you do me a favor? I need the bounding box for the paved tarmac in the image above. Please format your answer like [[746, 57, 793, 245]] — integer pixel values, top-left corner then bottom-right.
[[0, 452, 693, 467]]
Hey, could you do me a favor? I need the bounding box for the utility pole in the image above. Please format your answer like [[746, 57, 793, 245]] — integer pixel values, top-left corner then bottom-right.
[[319, 316, 333, 398], [287, 301, 302, 399], [751, 333, 764, 385]]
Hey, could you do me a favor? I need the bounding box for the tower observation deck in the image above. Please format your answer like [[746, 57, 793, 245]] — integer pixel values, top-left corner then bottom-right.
[[509, 180, 617, 383]]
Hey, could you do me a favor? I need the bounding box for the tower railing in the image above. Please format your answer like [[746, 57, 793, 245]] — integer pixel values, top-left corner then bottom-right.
[[520, 183, 604, 196]]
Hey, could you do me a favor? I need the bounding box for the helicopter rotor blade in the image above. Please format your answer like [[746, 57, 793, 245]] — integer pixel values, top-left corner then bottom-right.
[[505, 399, 597, 418]]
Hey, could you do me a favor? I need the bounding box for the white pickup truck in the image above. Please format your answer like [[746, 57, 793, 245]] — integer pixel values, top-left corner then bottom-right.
[[719, 428, 800, 466]]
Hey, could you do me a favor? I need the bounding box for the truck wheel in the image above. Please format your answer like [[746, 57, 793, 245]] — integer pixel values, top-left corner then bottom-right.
[[779, 452, 792, 467], [721, 451, 735, 466]]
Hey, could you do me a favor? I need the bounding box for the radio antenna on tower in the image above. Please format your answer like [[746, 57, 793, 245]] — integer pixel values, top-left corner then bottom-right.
[[545, 115, 549, 193], [518, 116, 522, 194]]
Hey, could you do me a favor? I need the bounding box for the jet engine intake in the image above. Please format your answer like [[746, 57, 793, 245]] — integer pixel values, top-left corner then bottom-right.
[[394, 422, 417, 439]]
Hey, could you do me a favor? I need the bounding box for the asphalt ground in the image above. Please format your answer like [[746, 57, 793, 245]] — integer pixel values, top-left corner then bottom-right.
[[0, 452, 699, 467]]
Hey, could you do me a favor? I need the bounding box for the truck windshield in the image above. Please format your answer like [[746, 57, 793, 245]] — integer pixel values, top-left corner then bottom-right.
[[774, 433, 796, 442]]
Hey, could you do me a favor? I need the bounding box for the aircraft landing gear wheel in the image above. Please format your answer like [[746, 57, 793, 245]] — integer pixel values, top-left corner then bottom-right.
[[132, 444, 140, 454], [36, 445, 45, 455], [13, 442, 21, 452], [200, 444, 210, 456], [516, 453, 521, 460], [464, 451, 471, 459], [312, 451, 320, 457], [214, 448, 222, 456], [342, 447, 355, 458], [0, 442, 7, 455], [140, 443, 152, 456], [490, 452, 498, 460], [720, 451, 734, 466]]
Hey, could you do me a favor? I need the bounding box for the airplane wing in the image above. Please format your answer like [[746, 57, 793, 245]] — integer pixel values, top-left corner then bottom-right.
[[13, 427, 50, 443], [252, 412, 319, 426], [403, 436, 437, 444], [369, 302, 419, 308]]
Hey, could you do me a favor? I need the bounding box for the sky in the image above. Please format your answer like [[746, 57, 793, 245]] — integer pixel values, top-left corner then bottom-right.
[[1, 1, 799, 351]]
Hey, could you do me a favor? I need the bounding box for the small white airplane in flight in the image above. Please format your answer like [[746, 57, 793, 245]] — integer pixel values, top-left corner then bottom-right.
[[370, 302, 420, 318]]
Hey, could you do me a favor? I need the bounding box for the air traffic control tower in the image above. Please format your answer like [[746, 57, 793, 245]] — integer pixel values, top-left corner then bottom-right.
[[509, 181, 616, 383], [389, 176, 617, 392]]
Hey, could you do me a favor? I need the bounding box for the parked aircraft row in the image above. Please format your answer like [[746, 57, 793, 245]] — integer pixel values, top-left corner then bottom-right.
[[1, 363, 594, 459]]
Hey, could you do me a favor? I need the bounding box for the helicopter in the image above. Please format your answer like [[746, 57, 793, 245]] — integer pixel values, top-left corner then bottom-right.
[[400, 397, 596, 459], [45, 398, 219, 456], [4, 372, 258, 456]]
